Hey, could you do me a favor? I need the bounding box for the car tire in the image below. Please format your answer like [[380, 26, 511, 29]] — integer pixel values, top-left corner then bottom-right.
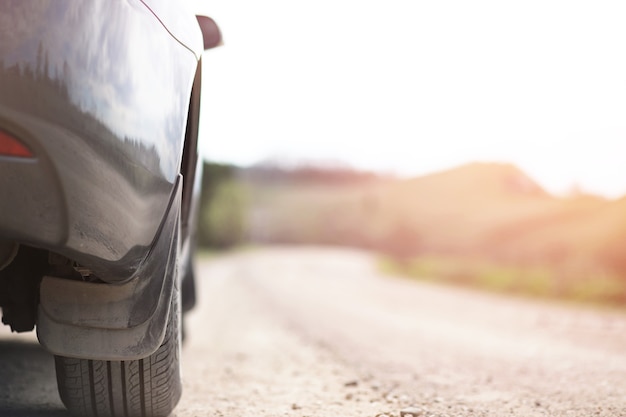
[[53, 286, 182, 417]]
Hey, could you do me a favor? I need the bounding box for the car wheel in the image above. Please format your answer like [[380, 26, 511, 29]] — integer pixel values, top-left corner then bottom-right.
[[53, 285, 182, 417]]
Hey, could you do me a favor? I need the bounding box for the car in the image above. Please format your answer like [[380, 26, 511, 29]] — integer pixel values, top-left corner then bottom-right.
[[0, 2, 221, 416]]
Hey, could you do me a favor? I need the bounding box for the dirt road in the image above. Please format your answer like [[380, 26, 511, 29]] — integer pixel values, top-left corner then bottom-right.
[[178, 247, 626, 417], [1, 247, 625, 416]]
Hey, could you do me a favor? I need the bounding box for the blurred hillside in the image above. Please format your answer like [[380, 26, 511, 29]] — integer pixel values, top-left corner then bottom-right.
[[197, 161, 626, 304]]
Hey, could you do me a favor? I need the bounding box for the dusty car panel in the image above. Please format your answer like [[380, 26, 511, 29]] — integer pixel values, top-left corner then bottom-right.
[[37, 177, 182, 360], [0, 0, 201, 281]]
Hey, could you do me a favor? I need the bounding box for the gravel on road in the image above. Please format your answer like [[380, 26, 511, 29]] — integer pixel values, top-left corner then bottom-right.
[[176, 247, 626, 417]]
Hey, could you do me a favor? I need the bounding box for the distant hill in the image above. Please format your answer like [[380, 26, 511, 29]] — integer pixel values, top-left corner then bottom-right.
[[237, 161, 625, 270], [198, 160, 626, 300], [375, 163, 555, 253], [406, 162, 549, 198]]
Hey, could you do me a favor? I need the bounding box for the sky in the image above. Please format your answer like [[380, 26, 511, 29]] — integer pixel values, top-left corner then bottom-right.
[[192, 0, 626, 198]]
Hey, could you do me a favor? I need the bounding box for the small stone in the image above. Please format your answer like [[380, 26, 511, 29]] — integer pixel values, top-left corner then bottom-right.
[[291, 403, 301, 410], [400, 406, 423, 417], [345, 380, 359, 387], [345, 393, 354, 400], [385, 394, 398, 404]]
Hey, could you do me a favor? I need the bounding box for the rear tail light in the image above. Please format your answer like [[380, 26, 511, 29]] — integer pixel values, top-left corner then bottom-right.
[[0, 130, 33, 158]]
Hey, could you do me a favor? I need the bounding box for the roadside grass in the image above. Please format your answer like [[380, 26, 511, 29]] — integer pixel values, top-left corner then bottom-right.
[[380, 255, 626, 307], [195, 248, 222, 261], [195, 244, 259, 260]]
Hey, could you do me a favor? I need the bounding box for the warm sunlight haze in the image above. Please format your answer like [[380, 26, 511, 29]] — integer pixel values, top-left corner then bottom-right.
[[193, 0, 626, 198], [2, 3, 626, 416]]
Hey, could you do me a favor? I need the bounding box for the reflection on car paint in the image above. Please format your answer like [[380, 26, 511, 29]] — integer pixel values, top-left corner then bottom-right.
[[0, 0, 201, 280]]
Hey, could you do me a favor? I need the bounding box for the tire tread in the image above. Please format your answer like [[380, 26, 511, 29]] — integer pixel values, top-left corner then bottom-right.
[[54, 292, 181, 417]]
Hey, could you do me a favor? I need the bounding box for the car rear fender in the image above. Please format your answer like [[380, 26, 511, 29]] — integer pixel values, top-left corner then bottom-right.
[[36, 176, 182, 361]]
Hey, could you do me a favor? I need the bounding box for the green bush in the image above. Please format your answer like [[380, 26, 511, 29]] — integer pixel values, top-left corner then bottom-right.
[[197, 162, 248, 249]]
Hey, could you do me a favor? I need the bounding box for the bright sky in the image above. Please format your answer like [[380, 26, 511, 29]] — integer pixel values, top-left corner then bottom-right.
[[192, 0, 626, 198]]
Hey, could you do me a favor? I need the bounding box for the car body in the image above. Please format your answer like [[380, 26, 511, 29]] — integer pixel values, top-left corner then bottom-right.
[[0, 1, 220, 416]]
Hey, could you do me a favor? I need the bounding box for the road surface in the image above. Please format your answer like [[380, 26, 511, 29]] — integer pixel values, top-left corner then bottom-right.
[[1, 246, 626, 416]]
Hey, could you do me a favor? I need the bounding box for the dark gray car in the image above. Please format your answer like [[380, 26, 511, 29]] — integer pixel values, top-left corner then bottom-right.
[[0, 2, 221, 416]]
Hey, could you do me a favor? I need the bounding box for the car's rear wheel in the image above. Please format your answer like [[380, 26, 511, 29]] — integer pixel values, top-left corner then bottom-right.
[[53, 286, 182, 417]]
